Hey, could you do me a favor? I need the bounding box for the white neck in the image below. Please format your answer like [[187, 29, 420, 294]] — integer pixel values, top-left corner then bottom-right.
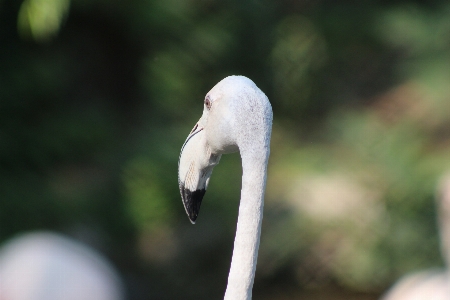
[[224, 149, 268, 300]]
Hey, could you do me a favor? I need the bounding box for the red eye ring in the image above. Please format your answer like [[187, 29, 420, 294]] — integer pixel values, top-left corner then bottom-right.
[[204, 97, 212, 110]]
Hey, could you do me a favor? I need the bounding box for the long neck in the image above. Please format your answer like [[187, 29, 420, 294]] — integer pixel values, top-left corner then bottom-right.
[[224, 150, 268, 300]]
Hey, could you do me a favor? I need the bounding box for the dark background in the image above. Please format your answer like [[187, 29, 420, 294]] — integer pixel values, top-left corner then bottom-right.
[[1, 0, 450, 299]]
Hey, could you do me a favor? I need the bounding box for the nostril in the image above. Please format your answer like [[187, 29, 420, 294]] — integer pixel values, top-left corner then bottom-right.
[[190, 124, 198, 134]]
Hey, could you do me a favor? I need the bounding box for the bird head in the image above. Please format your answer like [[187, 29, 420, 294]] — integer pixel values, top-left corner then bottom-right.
[[178, 75, 272, 224]]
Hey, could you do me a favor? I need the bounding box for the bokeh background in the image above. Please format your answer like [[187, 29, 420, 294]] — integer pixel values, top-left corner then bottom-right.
[[1, 0, 450, 299]]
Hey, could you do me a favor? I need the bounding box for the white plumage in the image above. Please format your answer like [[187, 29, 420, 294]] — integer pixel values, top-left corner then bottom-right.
[[0, 231, 124, 300]]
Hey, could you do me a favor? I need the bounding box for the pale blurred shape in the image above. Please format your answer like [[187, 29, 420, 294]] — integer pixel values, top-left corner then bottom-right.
[[288, 174, 382, 225], [284, 172, 387, 288], [381, 271, 449, 300], [0, 231, 124, 300], [18, 0, 70, 42]]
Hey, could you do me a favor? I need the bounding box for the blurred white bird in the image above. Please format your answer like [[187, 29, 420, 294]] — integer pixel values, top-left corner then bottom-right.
[[0, 231, 124, 300]]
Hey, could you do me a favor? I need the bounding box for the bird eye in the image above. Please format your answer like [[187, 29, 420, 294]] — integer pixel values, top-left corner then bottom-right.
[[204, 97, 212, 110]]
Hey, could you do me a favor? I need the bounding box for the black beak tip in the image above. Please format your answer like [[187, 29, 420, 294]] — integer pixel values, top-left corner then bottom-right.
[[188, 215, 197, 224], [180, 183, 206, 224]]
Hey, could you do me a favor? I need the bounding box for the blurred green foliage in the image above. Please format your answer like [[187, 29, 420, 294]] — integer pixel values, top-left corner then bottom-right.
[[1, 0, 450, 299], [18, 0, 70, 42]]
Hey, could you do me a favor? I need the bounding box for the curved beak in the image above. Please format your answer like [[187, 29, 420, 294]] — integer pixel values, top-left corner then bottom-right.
[[178, 122, 221, 224], [178, 124, 205, 224]]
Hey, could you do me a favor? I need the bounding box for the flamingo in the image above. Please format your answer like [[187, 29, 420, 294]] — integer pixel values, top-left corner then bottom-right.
[[178, 76, 272, 300], [380, 175, 450, 300], [0, 231, 124, 300]]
